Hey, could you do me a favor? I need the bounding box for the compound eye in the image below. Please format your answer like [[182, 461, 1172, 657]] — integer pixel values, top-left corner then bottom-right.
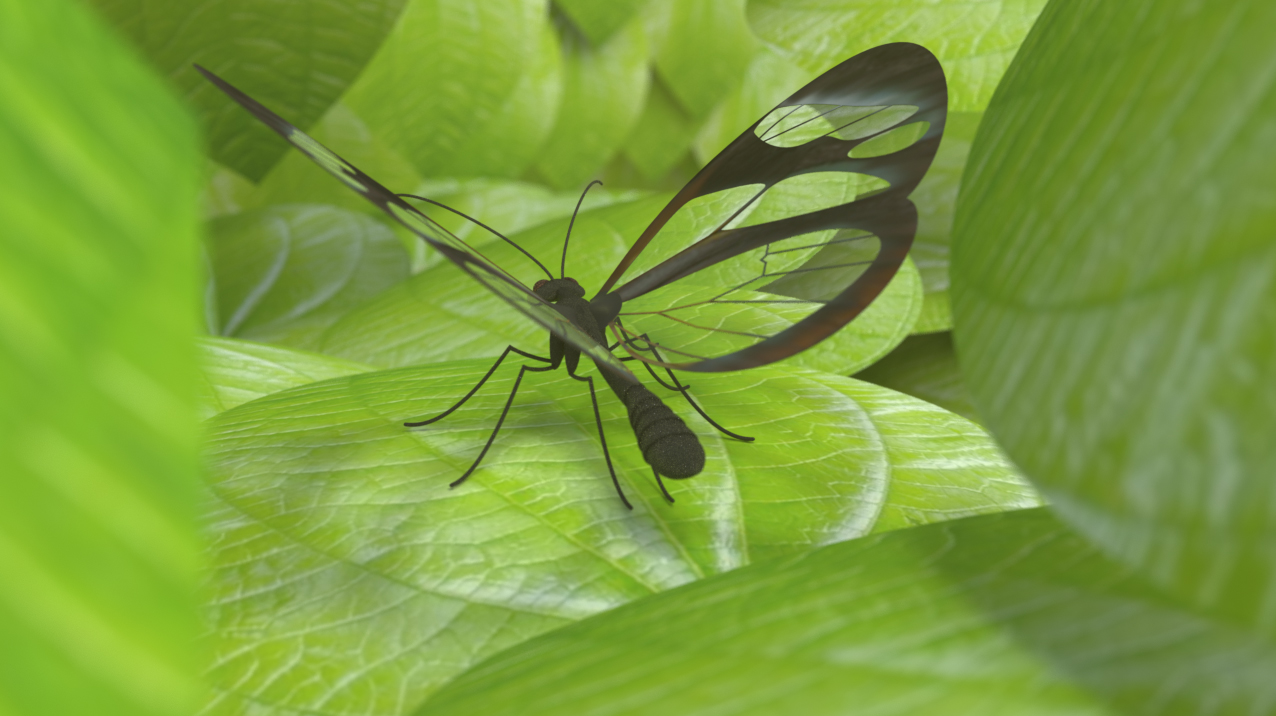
[[533, 279, 548, 290], [565, 277, 578, 284]]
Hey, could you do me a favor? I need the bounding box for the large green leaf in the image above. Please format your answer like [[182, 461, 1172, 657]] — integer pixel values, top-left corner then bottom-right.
[[317, 194, 922, 375], [910, 111, 983, 333], [90, 0, 407, 181], [418, 508, 1276, 716], [206, 204, 411, 349], [203, 363, 1036, 714], [621, 75, 700, 183], [855, 332, 978, 422], [553, 0, 648, 45], [0, 1, 202, 714], [691, 45, 811, 164], [649, 0, 759, 118], [747, 0, 1049, 112], [197, 337, 374, 419], [951, 0, 1276, 632], [535, 16, 650, 189], [345, 0, 563, 180]]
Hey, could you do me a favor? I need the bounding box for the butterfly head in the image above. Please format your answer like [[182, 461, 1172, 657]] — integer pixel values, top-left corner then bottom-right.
[[533, 277, 584, 303]]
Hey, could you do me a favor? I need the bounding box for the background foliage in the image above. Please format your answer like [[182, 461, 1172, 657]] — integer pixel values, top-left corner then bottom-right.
[[2, 0, 1271, 714]]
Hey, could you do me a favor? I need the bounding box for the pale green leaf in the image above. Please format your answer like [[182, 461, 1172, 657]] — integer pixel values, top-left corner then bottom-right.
[[419, 508, 1276, 716], [203, 363, 1036, 714], [0, 0, 202, 713], [747, 0, 1049, 112], [622, 76, 700, 183], [855, 332, 978, 422], [196, 336, 374, 419], [535, 17, 650, 189], [345, 0, 564, 179], [951, 0, 1276, 632], [553, 0, 648, 45], [206, 204, 411, 349], [89, 0, 407, 180], [651, 0, 759, 118]]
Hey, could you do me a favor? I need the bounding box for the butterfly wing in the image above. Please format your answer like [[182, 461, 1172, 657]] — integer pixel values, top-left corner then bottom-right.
[[196, 65, 635, 380], [593, 43, 948, 372]]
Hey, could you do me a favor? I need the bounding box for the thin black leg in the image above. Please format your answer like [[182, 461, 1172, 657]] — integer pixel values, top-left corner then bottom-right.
[[569, 370, 632, 510], [404, 345, 550, 427], [653, 468, 675, 504], [623, 332, 753, 443], [450, 362, 555, 488]]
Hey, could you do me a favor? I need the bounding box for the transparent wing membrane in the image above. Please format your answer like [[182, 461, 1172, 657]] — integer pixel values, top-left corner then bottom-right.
[[595, 43, 947, 372], [196, 65, 635, 380]]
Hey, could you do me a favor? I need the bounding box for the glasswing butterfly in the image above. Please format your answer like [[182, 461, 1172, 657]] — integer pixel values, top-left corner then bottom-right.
[[197, 42, 948, 508]]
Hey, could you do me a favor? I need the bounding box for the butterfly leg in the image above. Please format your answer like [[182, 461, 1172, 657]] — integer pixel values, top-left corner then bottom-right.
[[567, 369, 632, 510], [652, 468, 675, 504], [623, 332, 754, 443], [450, 361, 555, 489], [404, 345, 550, 427]]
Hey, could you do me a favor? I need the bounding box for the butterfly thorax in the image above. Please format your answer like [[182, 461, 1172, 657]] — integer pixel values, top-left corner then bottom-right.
[[533, 277, 604, 346]]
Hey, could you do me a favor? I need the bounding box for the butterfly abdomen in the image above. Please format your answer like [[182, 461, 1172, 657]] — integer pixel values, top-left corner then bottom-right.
[[602, 371, 704, 478]]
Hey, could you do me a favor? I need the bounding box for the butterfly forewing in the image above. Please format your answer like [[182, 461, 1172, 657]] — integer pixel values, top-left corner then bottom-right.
[[196, 65, 634, 380], [595, 43, 947, 372]]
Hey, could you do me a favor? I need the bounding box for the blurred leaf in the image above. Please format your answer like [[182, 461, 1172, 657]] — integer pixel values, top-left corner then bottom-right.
[[203, 362, 1037, 714], [554, 0, 648, 45], [0, 1, 202, 714], [747, 0, 1048, 112], [90, 0, 407, 181], [196, 337, 373, 419], [623, 76, 700, 182], [345, 0, 563, 179], [535, 16, 650, 189], [651, 0, 759, 118], [418, 508, 1276, 716], [854, 332, 978, 422], [252, 102, 424, 215], [910, 111, 983, 333], [951, 0, 1276, 632], [207, 204, 410, 349], [692, 46, 811, 163], [318, 194, 921, 375]]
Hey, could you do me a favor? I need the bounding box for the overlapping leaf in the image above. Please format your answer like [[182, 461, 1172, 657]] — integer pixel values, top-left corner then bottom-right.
[[203, 362, 1036, 715], [952, 0, 1276, 633], [0, 1, 203, 713], [417, 508, 1276, 716], [197, 337, 374, 419]]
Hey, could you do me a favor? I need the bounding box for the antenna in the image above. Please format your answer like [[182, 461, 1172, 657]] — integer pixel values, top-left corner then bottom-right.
[[562, 180, 602, 278], [399, 194, 554, 280]]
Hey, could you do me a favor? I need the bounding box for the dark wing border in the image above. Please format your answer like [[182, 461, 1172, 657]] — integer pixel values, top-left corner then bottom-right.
[[593, 43, 947, 372]]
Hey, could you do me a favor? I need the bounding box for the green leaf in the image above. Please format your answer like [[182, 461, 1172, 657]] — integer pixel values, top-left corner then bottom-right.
[[418, 508, 1276, 716], [692, 45, 812, 163], [746, 0, 1049, 112], [206, 204, 411, 349], [554, 0, 648, 45], [951, 1, 1276, 632], [622, 76, 700, 183], [650, 0, 759, 118], [203, 362, 1036, 714], [855, 332, 978, 422], [318, 194, 921, 375], [196, 337, 374, 419], [0, 1, 202, 714], [535, 17, 650, 189], [910, 111, 983, 333], [89, 0, 407, 181], [345, 0, 564, 180], [251, 102, 424, 216]]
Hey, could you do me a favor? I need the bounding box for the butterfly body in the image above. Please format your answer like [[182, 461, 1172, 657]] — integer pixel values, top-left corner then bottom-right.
[[533, 277, 705, 482]]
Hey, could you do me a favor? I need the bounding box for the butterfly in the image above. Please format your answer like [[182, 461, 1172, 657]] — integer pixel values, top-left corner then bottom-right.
[[197, 42, 947, 508]]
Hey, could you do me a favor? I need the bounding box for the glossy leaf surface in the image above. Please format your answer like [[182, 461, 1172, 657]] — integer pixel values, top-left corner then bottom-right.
[[204, 363, 1036, 714], [952, 0, 1276, 632]]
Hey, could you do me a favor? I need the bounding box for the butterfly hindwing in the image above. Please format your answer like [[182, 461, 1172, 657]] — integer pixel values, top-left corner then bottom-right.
[[594, 43, 948, 372]]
